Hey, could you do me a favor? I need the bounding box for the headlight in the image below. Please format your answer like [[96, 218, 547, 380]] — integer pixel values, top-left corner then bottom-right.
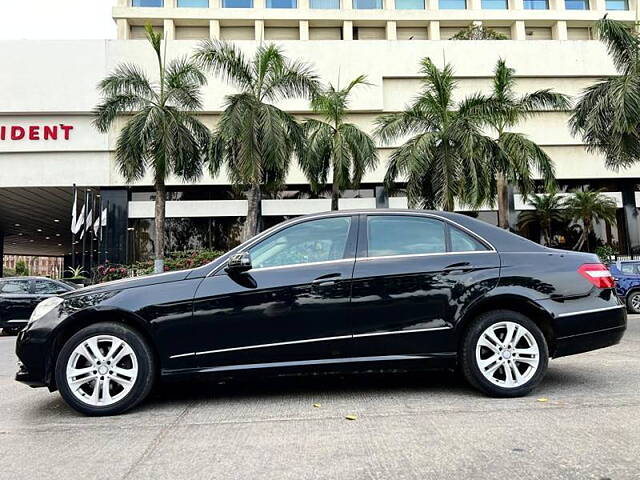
[[28, 297, 64, 325]]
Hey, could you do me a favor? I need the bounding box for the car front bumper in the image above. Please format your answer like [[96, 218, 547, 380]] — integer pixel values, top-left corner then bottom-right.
[[14, 327, 51, 389]]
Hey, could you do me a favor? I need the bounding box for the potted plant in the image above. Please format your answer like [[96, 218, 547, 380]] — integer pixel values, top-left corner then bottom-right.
[[65, 266, 88, 286]]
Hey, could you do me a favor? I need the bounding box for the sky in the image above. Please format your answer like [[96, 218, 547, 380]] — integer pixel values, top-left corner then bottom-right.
[[0, 0, 117, 40]]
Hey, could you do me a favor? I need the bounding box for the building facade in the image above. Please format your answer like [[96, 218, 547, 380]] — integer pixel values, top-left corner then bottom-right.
[[1, 0, 640, 276]]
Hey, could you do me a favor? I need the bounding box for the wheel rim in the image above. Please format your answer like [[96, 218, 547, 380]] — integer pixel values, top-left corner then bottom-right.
[[631, 294, 640, 311], [65, 335, 138, 407], [475, 321, 540, 389]]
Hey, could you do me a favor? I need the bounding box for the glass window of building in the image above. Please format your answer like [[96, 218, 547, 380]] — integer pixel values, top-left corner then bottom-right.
[[222, 0, 253, 6], [481, 0, 507, 7], [267, 0, 297, 6], [178, 0, 209, 6], [396, 0, 425, 8], [606, 0, 628, 8], [353, 0, 383, 8], [565, 0, 588, 8], [310, 0, 340, 7], [523, 0, 548, 8], [132, 0, 164, 5], [439, 0, 466, 8]]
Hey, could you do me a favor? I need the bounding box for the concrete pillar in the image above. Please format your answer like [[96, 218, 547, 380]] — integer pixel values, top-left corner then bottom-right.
[[593, 0, 606, 9], [511, 20, 526, 40], [509, 0, 523, 9], [469, 0, 482, 9], [375, 186, 389, 209], [621, 183, 640, 256], [343, 20, 353, 40], [164, 19, 175, 40], [343, 0, 353, 10], [255, 20, 265, 42], [117, 19, 130, 40], [550, 0, 565, 9], [300, 20, 310, 40], [100, 189, 129, 266], [428, 20, 440, 39], [384, 0, 395, 8], [0, 231, 4, 278], [166, 0, 177, 6], [552, 20, 568, 40], [210, 19, 221, 39], [299, 0, 310, 7], [427, 0, 438, 8], [386, 21, 397, 40], [117, 0, 127, 6]]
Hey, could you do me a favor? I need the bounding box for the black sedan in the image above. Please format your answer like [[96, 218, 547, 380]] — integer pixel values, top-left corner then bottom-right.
[[15, 210, 626, 416], [0, 277, 77, 335]]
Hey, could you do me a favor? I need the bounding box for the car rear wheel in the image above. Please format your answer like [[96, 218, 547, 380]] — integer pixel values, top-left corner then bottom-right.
[[55, 322, 155, 416], [626, 291, 640, 314], [461, 310, 549, 397]]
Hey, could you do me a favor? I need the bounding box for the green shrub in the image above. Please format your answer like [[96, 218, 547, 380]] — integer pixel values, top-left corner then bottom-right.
[[15, 260, 29, 276], [596, 245, 616, 264]]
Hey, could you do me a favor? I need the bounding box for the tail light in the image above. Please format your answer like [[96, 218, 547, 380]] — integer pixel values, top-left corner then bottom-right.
[[577, 263, 615, 289]]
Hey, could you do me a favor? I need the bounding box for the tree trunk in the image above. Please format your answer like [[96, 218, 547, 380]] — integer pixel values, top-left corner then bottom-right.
[[242, 184, 262, 242], [331, 182, 340, 211], [584, 218, 591, 252], [496, 172, 509, 230], [153, 177, 166, 274]]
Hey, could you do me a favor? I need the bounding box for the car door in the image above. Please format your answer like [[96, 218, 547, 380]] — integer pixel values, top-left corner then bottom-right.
[[0, 279, 34, 323], [175, 215, 359, 370], [350, 213, 501, 358]]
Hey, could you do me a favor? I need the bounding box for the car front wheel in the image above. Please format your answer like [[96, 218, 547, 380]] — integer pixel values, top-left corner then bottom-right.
[[55, 322, 155, 416], [626, 291, 640, 314], [461, 310, 549, 397]]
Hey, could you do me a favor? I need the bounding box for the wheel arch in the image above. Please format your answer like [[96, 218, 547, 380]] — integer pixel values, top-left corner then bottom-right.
[[456, 294, 557, 357], [46, 308, 159, 391]]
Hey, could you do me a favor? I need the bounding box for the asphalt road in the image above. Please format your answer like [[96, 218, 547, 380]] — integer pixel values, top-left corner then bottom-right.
[[1, 319, 639, 480]]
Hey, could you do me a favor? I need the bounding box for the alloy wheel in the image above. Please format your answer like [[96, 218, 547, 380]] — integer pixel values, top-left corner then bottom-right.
[[65, 335, 139, 407], [631, 293, 640, 312], [475, 321, 540, 388]]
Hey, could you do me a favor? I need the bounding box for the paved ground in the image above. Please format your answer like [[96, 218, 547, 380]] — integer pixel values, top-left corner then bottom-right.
[[0, 319, 639, 480]]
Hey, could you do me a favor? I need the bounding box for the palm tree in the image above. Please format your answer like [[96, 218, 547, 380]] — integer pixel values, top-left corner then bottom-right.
[[194, 41, 319, 241], [564, 187, 617, 252], [93, 25, 210, 273], [484, 59, 570, 230], [375, 58, 494, 211], [302, 75, 378, 210], [571, 17, 640, 170], [517, 191, 565, 246]]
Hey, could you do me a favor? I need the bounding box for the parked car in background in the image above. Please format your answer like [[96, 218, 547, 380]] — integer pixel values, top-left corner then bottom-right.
[[609, 261, 640, 313], [1, 277, 78, 335], [15, 210, 626, 416]]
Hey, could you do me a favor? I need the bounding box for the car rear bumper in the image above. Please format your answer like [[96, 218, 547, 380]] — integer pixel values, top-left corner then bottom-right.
[[554, 324, 626, 358]]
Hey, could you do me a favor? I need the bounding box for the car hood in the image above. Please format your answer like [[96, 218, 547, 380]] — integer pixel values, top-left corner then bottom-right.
[[62, 269, 194, 296]]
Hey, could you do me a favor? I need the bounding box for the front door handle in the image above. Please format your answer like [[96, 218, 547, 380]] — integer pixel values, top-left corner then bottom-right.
[[312, 273, 343, 288]]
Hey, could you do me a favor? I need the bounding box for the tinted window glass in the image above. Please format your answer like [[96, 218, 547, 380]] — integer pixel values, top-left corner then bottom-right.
[[34, 280, 68, 295], [367, 216, 446, 257], [482, 0, 507, 7], [222, 0, 253, 6], [439, 0, 466, 8], [523, 0, 548, 8], [0, 280, 30, 294], [267, 0, 297, 6], [565, 0, 588, 8], [249, 217, 352, 269], [178, 0, 209, 5], [620, 263, 640, 274], [606, 0, 628, 8], [132, 0, 164, 6], [450, 227, 488, 252], [310, 0, 340, 6], [353, 0, 382, 8], [396, 0, 425, 8]]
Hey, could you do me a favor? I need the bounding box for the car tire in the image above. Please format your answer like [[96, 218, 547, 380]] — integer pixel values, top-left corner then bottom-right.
[[55, 322, 155, 416], [626, 291, 640, 314], [461, 310, 549, 398]]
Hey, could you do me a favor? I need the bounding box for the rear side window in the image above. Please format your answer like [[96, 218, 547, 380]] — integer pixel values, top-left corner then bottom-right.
[[620, 263, 640, 274], [34, 280, 69, 295], [0, 280, 30, 294], [367, 216, 446, 257], [450, 226, 489, 252]]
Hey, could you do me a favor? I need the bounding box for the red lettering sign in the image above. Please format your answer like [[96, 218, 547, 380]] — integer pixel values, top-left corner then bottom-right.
[[0, 124, 74, 141]]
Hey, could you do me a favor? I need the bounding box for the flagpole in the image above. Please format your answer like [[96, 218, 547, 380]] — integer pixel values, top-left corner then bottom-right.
[[105, 200, 110, 262], [89, 191, 95, 276], [81, 188, 89, 274], [71, 184, 77, 272], [97, 195, 103, 266]]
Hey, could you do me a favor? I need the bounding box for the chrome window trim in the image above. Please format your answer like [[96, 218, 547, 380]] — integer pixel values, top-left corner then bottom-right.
[[169, 325, 452, 359], [555, 304, 625, 318], [249, 257, 356, 273], [359, 250, 496, 262]]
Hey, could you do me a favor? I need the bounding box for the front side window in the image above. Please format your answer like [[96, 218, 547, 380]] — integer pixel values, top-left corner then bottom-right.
[[606, 0, 628, 8], [396, 0, 425, 8], [222, 0, 253, 7], [439, 0, 467, 8], [249, 217, 352, 269], [178, 0, 209, 6], [0, 280, 30, 294], [353, 0, 382, 8], [267, 0, 297, 6], [523, 0, 548, 8], [132, 0, 164, 6], [565, 0, 588, 8], [367, 216, 446, 258], [310, 0, 340, 6]]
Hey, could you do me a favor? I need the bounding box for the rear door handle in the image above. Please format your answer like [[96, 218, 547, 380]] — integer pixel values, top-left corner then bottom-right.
[[443, 262, 474, 274]]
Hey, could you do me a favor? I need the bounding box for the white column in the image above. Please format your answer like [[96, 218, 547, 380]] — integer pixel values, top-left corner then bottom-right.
[[552, 20, 568, 40], [210, 19, 221, 39], [299, 0, 310, 7], [509, 0, 523, 9], [166, 0, 177, 6], [117, 19, 130, 40], [164, 19, 175, 40], [343, 20, 354, 40], [427, 0, 439, 8], [255, 20, 265, 42], [300, 20, 310, 40], [469, 0, 482, 9], [386, 21, 397, 39], [428, 20, 440, 39], [511, 20, 526, 39], [384, 0, 395, 8]]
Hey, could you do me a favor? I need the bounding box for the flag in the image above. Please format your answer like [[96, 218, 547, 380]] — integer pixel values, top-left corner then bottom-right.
[[93, 208, 107, 239], [81, 207, 93, 239], [74, 204, 85, 235], [71, 186, 83, 234]]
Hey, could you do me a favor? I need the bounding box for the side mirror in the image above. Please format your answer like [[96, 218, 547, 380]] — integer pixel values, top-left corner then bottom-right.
[[226, 252, 252, 273]]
